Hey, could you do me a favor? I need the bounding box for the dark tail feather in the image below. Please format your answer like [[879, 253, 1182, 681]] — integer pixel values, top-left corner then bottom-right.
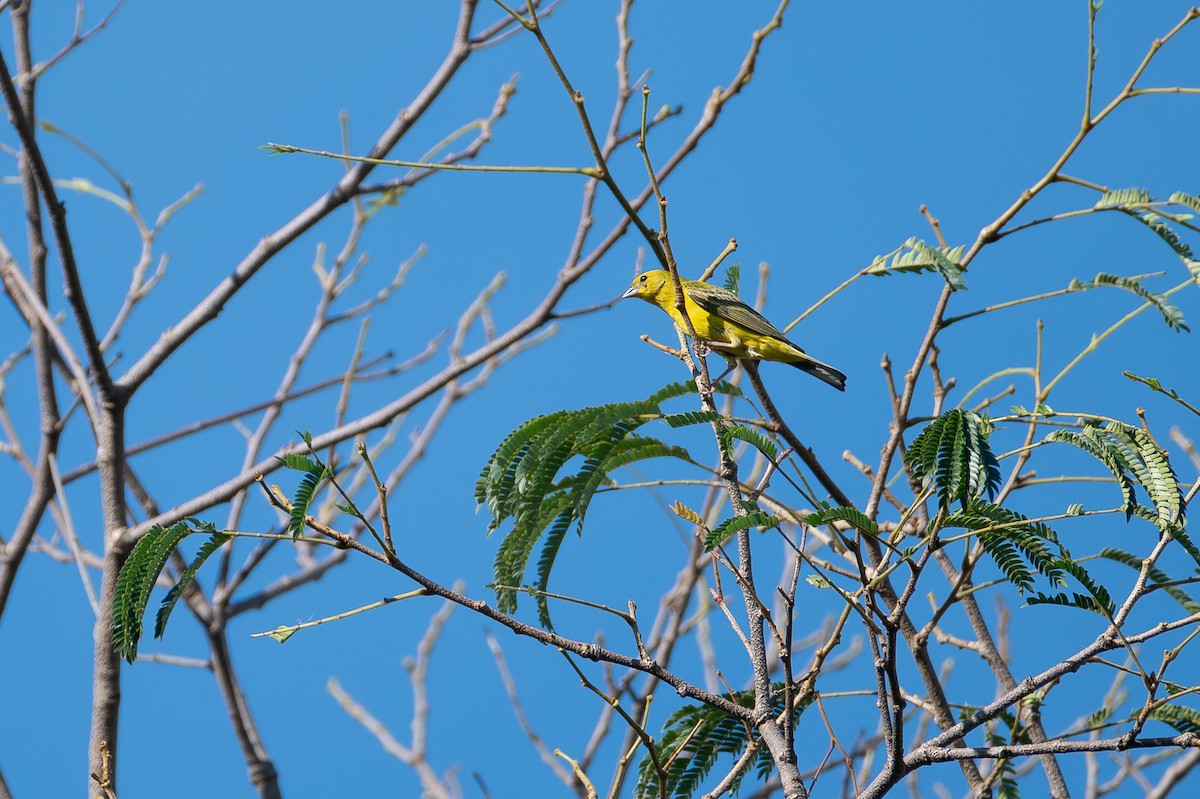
[[792, 357, 847, 391]]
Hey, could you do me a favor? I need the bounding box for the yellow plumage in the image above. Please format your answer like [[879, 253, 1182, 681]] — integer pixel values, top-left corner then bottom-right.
[[622, 270, 846, 390]]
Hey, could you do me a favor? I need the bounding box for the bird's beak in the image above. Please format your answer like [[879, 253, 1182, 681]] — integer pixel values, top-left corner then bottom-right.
[[620, 285, 638, 299]]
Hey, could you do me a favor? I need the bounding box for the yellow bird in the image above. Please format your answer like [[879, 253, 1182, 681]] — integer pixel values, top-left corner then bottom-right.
[[622, 269, 846, 390]]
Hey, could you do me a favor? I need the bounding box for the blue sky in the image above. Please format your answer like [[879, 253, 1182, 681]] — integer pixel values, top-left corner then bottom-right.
[[2, 2, 1199, 797]]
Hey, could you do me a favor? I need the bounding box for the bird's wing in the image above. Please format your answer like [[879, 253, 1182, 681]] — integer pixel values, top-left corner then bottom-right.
[[686, 282, 794, 344]]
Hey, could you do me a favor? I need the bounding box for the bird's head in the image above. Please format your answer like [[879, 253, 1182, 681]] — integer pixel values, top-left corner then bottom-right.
[[621, 270, 672, 303]]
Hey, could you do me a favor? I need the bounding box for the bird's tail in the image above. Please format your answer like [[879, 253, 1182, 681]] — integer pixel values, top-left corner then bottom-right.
[[792, 356, 847, 391]]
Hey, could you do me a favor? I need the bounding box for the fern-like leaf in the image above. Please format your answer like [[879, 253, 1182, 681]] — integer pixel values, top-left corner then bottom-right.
[[492, 494, 570, 615], [635, 702, 747, 799], [1168, 190, 1200, 214], [111, 522, 191, 663], [477, 411, 569, 529], [1087, 705, 1113, 730], [1046, 427, 1137, 517], [705, 510, 779, 550], [662, 410, 724, 428], [480, 382, 712, 623], [1047, 421, 1185, 532], [533, 510, 574, 630], [905, 409, 1000, 509], [944, 502, 1066, 594], [1097, 189, 1197, 278], [1099, 548, 1199, 614], [1027, 591, 1113, 616], [866, 237, 968, 290], [1067, 272, 1188, 331], [1059, 558, 1115, 617], [1095, 187, 1153, 208], [1103, 422, 1184, 528], [287, 465, 325, 540], [600, 436, 691, 473], [722, 262, 741, 294], [634, 685, 804, 799], [1144, 704, 1200, 735], [720, 424, 779, 461], [1027, 558, 1115, 618], [983, 725, 1020, 799], [277, 453, 320, 473], [804, 505, 878, 536], [646, 379, 742, 404], [1166, 526, 1200, 570], [983, 710, 1030, 799], [154, 532, 232, 638]]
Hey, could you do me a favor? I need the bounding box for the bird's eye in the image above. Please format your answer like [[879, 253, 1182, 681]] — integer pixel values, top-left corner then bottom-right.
[[639, 275, 647, 283]]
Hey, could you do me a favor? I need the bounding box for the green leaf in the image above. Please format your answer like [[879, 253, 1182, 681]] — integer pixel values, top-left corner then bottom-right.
[[943, 502, 1066, 594], [705, 510, 779, 550], [570, 432, 636, 531], [111, 522, 191, 663], [276, 450, 331, 541], [1026, 591, 1113, 616], [154, 532, 233, 639], [478, 381, 709, 623], [267, 626, 296, 644], [1027, 558, 1114, 618], [707, 380, 744, 398], [1099, 547, 1199, 614], [1144, 704, 1200, 735], [476, 410, 568, 523], [1168, 190, 1200, 214], [661, 410, 723, 428], [866, 237, 968, 290], [645, 378, 742, 404], [1047, 427, 1136, 517], [634, 684, 806, 799], [277, 452, 320, 473], [1104, 422, 1184, 529], [720, 424, 779, 461], [600, 436, 692, 473], [804, 504, 878, 536], [635, 700, 750, 799], [1097, 189, 1197, 271], [1164, 525, 1200, 571], [1048, 420, 1185, 534], [905, 409, 1001, 509], [492, 494, 570, 616], [534, 509, 574, 630], [1087, 705, 1113, 729], [1067, 272, 1188, 332], [981, 711, 1028, 799], [288, 465, 326, 540], [1095, 187, 1153, 208], [1123, 371, 1184, 401], [722, 262, 741, 294]]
